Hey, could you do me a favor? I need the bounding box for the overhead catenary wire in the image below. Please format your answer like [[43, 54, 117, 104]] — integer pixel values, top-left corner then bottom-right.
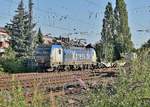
[[1, 0, 150, 35]]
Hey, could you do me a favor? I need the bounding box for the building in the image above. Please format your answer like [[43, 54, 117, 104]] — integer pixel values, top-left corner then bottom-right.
[[43, 35, 54, 45], [0, 27, 11, 54]]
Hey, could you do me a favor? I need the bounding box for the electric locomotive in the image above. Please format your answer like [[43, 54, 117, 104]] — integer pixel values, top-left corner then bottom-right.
[[35, 43, 97, 71]]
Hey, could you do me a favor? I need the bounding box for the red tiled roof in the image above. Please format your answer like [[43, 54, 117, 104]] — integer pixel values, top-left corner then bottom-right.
[[0, 27, 9, 36], [0, 27, 8, 34]]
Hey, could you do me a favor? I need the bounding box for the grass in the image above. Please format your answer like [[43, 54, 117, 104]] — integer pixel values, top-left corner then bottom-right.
[[87, 49, 150, 107], [0, 81, 51, 107]]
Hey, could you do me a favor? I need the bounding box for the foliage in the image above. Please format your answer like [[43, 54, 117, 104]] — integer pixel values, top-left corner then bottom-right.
[[5, 0, 36, 58], [87, 49, 150, 107], [0, 48, 35, 73], [103, 42, 114, 62], [101, 2, 114, 43], [100, 2, 115, 62], [141, 39, 150, 49], [1, 0, 37, 73], [0, 45, 37, 74], [0, 64, 4, 73], [114, 0, 133, 53], [96, 0, 133, 62], [0, 82, 50, 107], [95, 41, 103, 62], [2, 47, 15, 59], [0, 58, 32, 73], [37, 27, 43, 45]]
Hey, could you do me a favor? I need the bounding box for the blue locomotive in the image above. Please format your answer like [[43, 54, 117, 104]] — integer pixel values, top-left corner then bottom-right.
[[35, 44, 97, 71]]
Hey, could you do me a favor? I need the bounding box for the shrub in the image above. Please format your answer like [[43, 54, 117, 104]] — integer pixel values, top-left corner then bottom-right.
[[0, 81, 50, 107], [0, 48, 37, 73], [87, 49, 150, 107], [0, 64, 4, 73], [0, 58, 26, 73]]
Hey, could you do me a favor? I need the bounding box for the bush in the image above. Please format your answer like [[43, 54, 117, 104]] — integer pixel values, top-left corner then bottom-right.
[[0, 64, 4, 73], [0, 58, 26, 73], [87, 49, 150, 107], [0, 82, 50, 107], [0, 48, 37, 73]]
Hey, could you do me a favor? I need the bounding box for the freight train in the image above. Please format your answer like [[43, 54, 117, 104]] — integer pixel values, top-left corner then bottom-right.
[[35, 43, 99, 71]]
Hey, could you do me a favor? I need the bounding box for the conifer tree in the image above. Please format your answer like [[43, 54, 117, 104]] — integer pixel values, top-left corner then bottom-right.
[[28, 0, 36, 55], [5, 0, 29, 58], [114, 0, 133, 53], [101, 2, 114, 62], [5, 0, 36, 58], [95, 41, 103, 62], [37, 28, 43, 44], [141, 39, 150, 48]]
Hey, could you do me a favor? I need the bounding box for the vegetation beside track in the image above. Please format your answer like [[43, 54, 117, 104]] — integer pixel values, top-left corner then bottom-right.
[[87, 49, 150, 107], [0, 49, 149, 107], [0, 83, 51, 107]]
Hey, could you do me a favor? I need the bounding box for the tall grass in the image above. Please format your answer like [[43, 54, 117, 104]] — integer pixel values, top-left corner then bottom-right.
[[0, 81, 51, 107], [87, 49, 150, 107]]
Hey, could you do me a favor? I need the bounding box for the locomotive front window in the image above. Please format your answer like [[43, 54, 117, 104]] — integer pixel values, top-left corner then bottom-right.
[[58, 49, 61, 54]]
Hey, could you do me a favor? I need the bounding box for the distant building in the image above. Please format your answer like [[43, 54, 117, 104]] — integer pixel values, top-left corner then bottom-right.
[[43, 35, 53, 45], [0, 27, 11, 54], [42, 34, 86, 47], [42, 35, 69, 45]]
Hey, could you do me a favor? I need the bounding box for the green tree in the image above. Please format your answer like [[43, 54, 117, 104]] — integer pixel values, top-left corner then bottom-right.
[[0, 48, 26, 73], [28, 0, 36, 56], [141, 39, 150, 48], [95, 41, 103, 62], [114, 0, 133, 53], [101, 2, 115, 62], [37, 28, 43, 44], [5, 0, 36, 58]]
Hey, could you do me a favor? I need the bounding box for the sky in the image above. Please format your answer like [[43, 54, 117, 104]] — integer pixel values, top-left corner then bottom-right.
[[0, 0, 150, 48]]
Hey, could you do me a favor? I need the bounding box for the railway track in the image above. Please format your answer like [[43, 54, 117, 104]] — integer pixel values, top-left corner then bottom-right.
[[0, 68, 117, 90], [0, 68, 117, 107]]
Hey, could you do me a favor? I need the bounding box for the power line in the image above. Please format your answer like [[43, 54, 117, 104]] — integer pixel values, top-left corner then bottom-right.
[[34, 7, 101, 34], [1, 0, 150, 34], [35, 6, 98, 28], [83, 0, 100, 8], [40, 22, 100, 36]]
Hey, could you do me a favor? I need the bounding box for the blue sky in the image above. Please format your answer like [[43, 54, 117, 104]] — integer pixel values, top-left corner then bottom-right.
[[0, 0, 150, 48]]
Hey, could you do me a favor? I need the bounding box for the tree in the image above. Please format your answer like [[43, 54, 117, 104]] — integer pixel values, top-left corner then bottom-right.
[[103, 42, 114, 62], [141, 39, 150, 48], [37, 28, 43, 44], [5, 0, 29, 58], [95, 41, 103, 62], [101, 2, 115, 62], [101, 2, 114, 43], [28, 0, 36, 56], [114, 0, 133, 53], [5, 0, 36, 58]]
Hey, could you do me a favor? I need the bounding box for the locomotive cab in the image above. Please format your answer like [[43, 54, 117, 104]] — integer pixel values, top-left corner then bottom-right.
[[50, 44, 63, 67]]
